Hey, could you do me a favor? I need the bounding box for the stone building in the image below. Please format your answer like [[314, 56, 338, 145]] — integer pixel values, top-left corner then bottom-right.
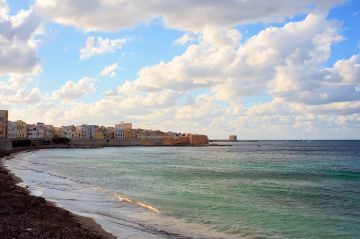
[[187, 134, 209, 145], [229, 135, 238, 141], [0, 110, 8, 138]]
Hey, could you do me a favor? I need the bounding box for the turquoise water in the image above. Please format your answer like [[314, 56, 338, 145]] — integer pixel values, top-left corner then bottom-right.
[[6, 141, 360, 238]]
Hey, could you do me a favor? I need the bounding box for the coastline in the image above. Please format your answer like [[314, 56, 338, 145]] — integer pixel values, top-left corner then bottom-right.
[[0, 147, 116, 239]]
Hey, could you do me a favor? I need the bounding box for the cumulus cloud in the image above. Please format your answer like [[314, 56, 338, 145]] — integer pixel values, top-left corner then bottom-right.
[[0, 0, 43, 106], [333, 54, 360, 83], [35, 0, 343, 32], [100, 63, 118, 77], [80, 36, 128, 60], [0, 1, 41, 75], [113, 14, 351, 105], [52, 77, 96, 102]]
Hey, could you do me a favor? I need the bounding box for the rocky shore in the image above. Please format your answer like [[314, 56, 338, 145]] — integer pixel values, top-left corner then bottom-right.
[[0, 148, 115, 239]]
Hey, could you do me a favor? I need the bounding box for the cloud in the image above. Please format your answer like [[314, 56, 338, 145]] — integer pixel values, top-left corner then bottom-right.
[[333, 54, 360, 83], [80, 36, 128, 60], [52, 77, 96, 102], [35, 0, 343, 32], [174, 33, 197, 45], [100, 63, 118, 77], [113, 14, 349, 104], [0, 2, 41, 75]]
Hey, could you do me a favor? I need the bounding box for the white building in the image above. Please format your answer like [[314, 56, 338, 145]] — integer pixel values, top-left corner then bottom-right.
[[80, 124, 97, 139], [27, 125, 38, 139], [7, 121, 16, 139], [115, 128, 125, 140], [61, 125, 76, 139], [27, 123, 45, 139]]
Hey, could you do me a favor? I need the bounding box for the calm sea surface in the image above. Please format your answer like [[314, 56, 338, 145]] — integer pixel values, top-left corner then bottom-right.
[[5, 141, 360, 238]]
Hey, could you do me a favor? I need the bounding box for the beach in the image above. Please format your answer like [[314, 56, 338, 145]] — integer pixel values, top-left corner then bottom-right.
[[0, 148, 115, 239]]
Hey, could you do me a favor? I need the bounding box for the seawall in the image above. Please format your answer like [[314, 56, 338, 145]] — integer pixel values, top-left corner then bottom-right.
[[0, 139, 13, 156]]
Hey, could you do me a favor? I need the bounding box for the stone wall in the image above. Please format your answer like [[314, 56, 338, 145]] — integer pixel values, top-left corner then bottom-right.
[[188, 135, 209, 145], [0, 139, 13, 155], [162, 136, 190, 145], [70, 135, 209, 147]]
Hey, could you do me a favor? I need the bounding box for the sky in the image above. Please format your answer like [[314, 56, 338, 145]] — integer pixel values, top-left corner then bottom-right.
[[0, 0, 359, 139]]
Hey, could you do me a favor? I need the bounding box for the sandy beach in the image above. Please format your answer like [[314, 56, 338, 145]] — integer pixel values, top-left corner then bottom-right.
[[0, 148, 115, 239]]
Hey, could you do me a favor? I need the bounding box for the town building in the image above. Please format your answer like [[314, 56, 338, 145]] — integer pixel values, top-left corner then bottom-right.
[[124, 128, 135, 139], [7, 121, 17, 139], [75, 126, 82, 139], [115, 122, 134, 140], [80, 124, 97, 139], [54, 127, 62, 138], [95, 126, 105, 140], [105, 127, 114, 140], [115, 122, 132, 129], [16, 120, 27, 138], [61, 125, 76, 139], [27, 124, 37, 139], [44, 125, 55, 139], [27, 123, 46, 139], [0, 110, 8, 138], [114, 128, 125, 140]]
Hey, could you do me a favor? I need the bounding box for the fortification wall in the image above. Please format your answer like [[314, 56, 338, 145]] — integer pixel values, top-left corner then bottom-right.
[[71, 135, 208, 147], [162, 136, 190, 145], [188, 135, 209, 145]]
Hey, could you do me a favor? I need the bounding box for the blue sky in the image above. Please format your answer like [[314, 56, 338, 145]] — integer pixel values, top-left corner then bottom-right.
[[1, 0, 360, 139]]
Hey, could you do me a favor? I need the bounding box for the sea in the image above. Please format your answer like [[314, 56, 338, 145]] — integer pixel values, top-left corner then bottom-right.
[[5, 141, 360, 239]]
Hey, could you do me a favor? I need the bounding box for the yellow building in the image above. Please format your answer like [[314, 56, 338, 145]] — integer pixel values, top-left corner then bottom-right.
[[0, 110, 8, 138], [124, 128, 135, 140], [96, 132, 105, 140], [54, 127, 62, 138], [75, 126, 82, 139], [106, 127, 114, 139], [16, 120, 27, 138]]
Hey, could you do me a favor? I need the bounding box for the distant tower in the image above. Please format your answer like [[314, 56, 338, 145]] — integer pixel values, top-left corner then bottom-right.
[[229, 135, 237, 142], [0, 110, 8, 138]]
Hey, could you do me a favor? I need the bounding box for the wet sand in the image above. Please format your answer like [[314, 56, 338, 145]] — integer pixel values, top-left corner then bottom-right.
[[0, 148, 115, 239]]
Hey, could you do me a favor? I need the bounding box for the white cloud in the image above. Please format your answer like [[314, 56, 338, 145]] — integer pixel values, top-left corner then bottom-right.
[[80, 37, 128, 60], [333, 54, 360, 83], [0, 2, 41, 75], [35, 0, 343, 32], [52, 77, 96, 102], [100, 63, 118, 77], [174, 33, 197, 45]]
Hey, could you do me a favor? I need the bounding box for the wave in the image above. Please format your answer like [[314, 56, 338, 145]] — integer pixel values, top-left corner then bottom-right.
[[112, 192, 160, 213]]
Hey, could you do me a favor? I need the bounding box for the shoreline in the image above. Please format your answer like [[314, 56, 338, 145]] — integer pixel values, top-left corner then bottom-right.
[[0, 147, 116, 239]]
